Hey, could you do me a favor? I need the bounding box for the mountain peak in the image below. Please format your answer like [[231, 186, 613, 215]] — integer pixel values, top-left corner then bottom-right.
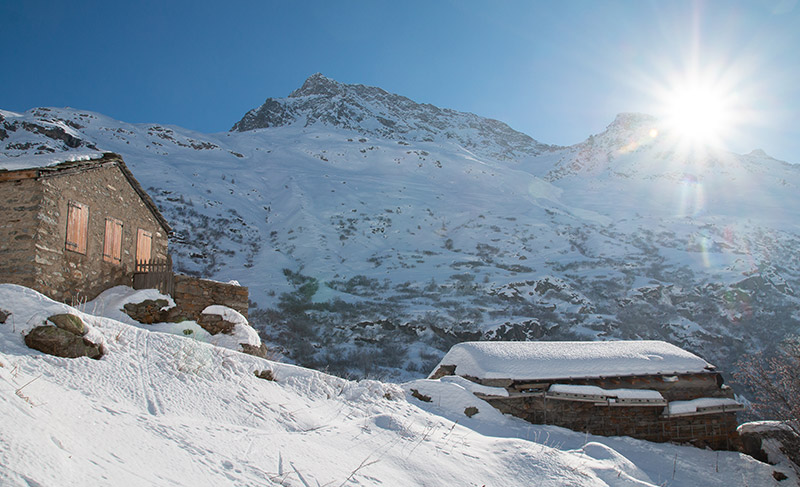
[[289, 73, 344, 98], [231, 74, 554, 161], [607, 113, 658, 131]]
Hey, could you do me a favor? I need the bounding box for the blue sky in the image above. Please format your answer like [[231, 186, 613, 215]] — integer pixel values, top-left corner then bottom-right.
[[2, 0, 799, 162]]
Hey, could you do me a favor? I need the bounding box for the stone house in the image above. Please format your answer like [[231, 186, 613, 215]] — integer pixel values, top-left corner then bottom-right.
[[0, 152, 249, 321], [0, 153, 170, 303], [430, 340, 744, 450]]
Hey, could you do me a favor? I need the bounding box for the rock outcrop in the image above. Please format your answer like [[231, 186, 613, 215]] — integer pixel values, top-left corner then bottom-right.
[[24, 314, 103, 359], [231, 73, 555, 161]]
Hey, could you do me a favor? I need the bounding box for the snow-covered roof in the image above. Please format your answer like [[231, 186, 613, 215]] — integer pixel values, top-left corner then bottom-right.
[[0, 152, 171, 233], [431, 340, 715, 381], [665, 397, 742, 416], [0, 150, 104, 171], [548, 384, 665, 402]]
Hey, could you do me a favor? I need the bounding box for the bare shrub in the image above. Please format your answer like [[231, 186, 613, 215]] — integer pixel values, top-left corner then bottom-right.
[[735, 338, 800, 434]]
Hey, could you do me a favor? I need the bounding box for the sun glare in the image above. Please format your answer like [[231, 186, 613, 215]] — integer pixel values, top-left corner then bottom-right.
[[668, 87, 725, 138], [652, 68, 746, 153]]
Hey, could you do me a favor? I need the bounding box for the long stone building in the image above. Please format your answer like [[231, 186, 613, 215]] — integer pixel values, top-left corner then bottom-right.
[[430, 340, 744, 450]]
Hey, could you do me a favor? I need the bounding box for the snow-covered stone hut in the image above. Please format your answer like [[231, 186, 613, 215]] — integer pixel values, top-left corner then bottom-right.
[[0, 152, 170, 303], [430, 340, 743, 450], [0, 152, 250, 321]]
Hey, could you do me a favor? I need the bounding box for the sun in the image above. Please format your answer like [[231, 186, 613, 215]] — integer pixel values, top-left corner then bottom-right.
[[666, 85, 727, 140], [655, 72, 742, 152]]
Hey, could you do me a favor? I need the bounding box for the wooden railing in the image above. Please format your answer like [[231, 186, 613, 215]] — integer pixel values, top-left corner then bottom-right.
[[133, 255, 175, 295]]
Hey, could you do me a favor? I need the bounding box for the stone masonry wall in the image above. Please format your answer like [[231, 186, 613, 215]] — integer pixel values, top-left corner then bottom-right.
[[461, 372, 739, 450], [575, 374, 726, 402], [468, 373, 730, 403], [171, 274, 249, 320], [483, 393, 740, 450], [33, 164, 168, 303], [0, 178, 41, 289]]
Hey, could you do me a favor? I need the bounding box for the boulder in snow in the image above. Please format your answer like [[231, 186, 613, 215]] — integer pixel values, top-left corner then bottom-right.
[[241, 343, 269, 358], [197, 312, 236, 335], [201, 305, 264, 356], [738, 422, 800, 473], [24, 325, 103, 360], [123, 298, 178, 324], [48, 313, 87, 336]]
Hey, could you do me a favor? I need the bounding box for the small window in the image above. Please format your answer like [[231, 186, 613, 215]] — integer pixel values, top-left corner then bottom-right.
[[136, 229, 152, 265], [65, 201, 88, 254], [103, 218, 123, 264]]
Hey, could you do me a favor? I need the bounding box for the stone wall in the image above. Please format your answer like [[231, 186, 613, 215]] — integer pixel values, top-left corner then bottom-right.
[[531, 374, 723, 402], [31, 163, 168, 303], [451, 372, 740, 450], [0, 177, 41, 289], [574, 373, 726, 402], [465, 372, 730, 403], [482, 394, 740, 450], [171, 274, 249, 320]]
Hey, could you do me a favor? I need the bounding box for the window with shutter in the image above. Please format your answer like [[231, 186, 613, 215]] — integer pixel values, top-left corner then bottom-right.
[[103, 218, 123, 264], [65, 201, 88, 254], [136, 229, 152, 266]]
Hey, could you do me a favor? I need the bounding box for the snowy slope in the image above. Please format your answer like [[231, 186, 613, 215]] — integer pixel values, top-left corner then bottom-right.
[[0, 284, 792, 486], [2, 75, 800, 381]]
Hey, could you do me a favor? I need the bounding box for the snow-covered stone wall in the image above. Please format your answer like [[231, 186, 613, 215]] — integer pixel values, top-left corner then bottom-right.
[[172, 274, 249, 319]]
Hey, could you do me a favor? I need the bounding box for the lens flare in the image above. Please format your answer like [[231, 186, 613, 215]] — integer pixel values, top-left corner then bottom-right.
[[677, 175, 705, 217]]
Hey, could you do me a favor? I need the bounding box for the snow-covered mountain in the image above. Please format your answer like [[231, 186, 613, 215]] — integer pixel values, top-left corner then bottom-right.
[[232, 73, 556, 161], [2, 75, 800, 382]]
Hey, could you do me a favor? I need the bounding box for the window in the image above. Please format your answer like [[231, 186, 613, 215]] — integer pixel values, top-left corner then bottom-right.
[[65, 201, 88, 254], [136, 229, 152, 265], [103, 218, 123, 264]]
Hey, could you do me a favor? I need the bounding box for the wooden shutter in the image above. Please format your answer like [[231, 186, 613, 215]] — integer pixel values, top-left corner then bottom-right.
[[136, 229, 152, 266], [103, 218, 123, 264], [65, 201, 88, 254]]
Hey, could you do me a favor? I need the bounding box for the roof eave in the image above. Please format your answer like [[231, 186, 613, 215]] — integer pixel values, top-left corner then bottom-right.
[[0, 152, 172, 234]]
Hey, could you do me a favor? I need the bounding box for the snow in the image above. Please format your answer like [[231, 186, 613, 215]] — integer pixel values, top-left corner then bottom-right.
[[737, 422, 799, 477], [665, 398, 742, 416], [86, 285, 175, 326], [0, 284, 790, 486], [0, 149, 104, 171], [737, 421, 795, 434], [432, 340, 714, 380], [202, 304, 247, 325], [549, 384, 664, 401], [201, 304, 261, 349], [408, 374, 510, 403], [0, 284, 105, 349], [85, 286, 260, 353]]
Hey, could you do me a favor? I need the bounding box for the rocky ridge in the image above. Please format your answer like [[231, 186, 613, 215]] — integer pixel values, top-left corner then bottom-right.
[[232, 73, 556, 161]]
